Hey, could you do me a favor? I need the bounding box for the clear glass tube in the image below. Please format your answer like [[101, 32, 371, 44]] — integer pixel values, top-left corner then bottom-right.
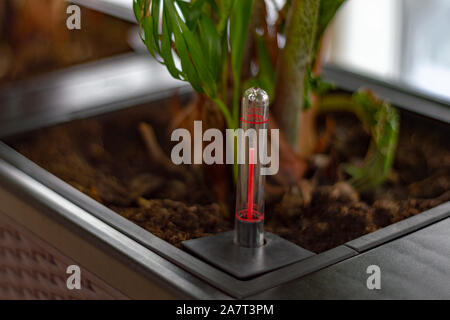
[[234, 88, 269, 248]]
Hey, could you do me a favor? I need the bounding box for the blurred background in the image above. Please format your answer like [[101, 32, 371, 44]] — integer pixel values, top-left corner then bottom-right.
[[0, 0, 132, 83], [0, 0, 449, 102], [327, 0, 450, 101]]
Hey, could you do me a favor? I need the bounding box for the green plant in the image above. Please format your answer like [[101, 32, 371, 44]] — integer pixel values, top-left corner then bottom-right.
[[317, 91, 399, 191], [133, 0, 400, 192], [133, 0, 248, 131]]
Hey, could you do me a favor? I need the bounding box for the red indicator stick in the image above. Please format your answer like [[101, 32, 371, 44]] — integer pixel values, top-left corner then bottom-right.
[[234, 88, 269, 248], [247, 147, 255, 221]]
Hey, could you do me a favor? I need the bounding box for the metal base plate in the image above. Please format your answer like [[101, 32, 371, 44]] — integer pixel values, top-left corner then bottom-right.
[[182, 231, 315, 279]]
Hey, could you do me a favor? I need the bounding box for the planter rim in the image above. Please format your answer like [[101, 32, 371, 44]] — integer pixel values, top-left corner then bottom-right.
[[1, 53, 449, 139], [0, 142, 359, 298], [1, 143, 449, 298], [0, 53, 188, 139], [0, 158, 226, 299], [323, 64, 450, 124], [71, 0, 136, 23]]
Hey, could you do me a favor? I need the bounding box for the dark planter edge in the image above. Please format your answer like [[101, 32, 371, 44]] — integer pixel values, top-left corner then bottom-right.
[[0, 141, 357, 298], [346, 202, 450, 252], [0, 53, 190, 140], [0, 159, 228, 299], [322, 64, 450, 124]]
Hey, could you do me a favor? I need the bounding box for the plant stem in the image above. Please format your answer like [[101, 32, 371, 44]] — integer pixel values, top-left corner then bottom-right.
[[272, 0, 320, 151], [317, 94, 371, 128], [232, 75, 240, 128], [213, 97, 239, 183], [213, 97, 234, 130]]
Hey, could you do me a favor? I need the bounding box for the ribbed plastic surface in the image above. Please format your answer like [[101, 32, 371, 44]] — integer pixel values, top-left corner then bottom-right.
[[0, 213, 127, 300]]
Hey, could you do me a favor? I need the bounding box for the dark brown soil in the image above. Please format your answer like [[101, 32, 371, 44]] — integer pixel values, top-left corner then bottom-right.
[[8, 98, 450, 253]]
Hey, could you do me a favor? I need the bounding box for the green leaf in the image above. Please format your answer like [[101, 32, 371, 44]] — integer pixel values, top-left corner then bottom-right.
[[206, 0, 219, 14], [314, 0, 346, 56], [133, 0, 143, 22], [199, 15, 222, 80], [218, 0, 235, 35], [230, 0, 253, 126], [180, 23, 218, 97], [165, 0, 217, 97], [151, 0, 161, 55], [255, 35, 275, 99], [303, 67, 335, 109], [161, 8, 181, 79], [135, 0, 225, 98], [164, 1, 203, 92], [142, 16, 158, 59], [317, 91, 399, 192], [176, 0, 206, 29], [144, 0, 151, 13], [230, 0, 253, 82], [243, 36, 276, 102]]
